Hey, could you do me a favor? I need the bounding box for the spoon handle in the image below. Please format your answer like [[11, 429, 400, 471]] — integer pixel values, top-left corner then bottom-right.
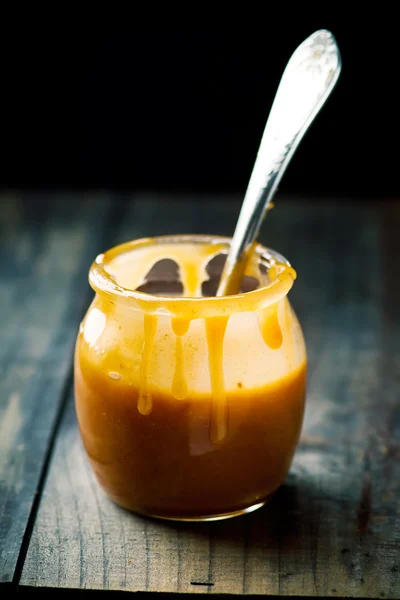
[[216, 29, 341, 296]]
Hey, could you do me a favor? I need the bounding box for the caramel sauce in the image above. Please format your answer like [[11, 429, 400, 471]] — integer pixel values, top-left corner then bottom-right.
[[75, 237, 306, 518], [75, 354, 306, 517]]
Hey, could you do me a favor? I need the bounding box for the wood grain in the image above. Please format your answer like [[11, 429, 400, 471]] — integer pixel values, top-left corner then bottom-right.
[[12, 197, 400, 597], [0, 194, 113, 585]]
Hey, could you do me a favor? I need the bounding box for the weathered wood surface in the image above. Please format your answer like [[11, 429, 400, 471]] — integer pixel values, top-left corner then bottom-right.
[[1, 194, 399, 597], [0, 194, 113, 585]]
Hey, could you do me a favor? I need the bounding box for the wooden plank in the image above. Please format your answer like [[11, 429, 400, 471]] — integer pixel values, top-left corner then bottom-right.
[[0, 193, 115, 585], [20, 198, 400, 597]]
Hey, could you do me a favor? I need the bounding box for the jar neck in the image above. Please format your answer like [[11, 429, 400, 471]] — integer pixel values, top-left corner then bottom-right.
[[89, 235, 296, 318]]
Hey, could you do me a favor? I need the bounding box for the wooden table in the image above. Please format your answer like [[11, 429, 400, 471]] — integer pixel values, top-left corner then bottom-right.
[[1, 193, 399, 598]]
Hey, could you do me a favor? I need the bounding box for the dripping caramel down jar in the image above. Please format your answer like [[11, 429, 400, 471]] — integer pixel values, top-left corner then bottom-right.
[[74, 235, 307, 521]]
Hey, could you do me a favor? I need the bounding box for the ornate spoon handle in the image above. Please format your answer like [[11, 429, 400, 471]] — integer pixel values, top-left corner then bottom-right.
[[217, 29, 341, 296]]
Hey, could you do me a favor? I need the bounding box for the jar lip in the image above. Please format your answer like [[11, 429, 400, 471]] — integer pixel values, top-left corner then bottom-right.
[[89, 234, 296, 317]]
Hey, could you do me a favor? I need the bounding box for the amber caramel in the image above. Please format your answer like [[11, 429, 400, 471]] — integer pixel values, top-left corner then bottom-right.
[[75, 355, 305, 518]]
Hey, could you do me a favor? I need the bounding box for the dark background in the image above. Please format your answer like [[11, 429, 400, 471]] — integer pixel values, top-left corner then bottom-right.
[[0, 25, 397, 198]]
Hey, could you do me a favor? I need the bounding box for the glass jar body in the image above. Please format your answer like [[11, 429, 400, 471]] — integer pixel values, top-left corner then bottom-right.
[[74, 236, 307, 521]]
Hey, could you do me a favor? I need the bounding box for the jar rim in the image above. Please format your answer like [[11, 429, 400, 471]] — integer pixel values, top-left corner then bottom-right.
[[89, 234, 297, 318]]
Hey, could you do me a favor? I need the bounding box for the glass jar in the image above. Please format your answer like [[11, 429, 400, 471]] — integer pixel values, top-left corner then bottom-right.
[[74, 235, 307, 521]]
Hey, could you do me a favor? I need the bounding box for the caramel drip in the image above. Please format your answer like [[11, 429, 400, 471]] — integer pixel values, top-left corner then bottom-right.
[[178, 242, 228, 297], [179, 261, 199, 297], [138, 314, 158, 415], [205, 316, 229, 443], [171, 318, 190, 400], [258, 303, 283, 350]]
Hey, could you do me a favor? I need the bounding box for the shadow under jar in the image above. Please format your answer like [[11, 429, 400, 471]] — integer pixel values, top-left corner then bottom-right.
[[74, 235, 307, 521]]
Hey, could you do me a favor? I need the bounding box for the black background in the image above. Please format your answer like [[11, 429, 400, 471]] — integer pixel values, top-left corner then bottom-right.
[[1, 25, 397, 198]]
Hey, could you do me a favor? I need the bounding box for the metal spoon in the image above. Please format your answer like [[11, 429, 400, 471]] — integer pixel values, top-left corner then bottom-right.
[[216, 29, 341, 296]]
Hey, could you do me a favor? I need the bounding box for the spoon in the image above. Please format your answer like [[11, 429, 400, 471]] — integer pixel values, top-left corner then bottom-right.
[[216, 29, 341, 296]]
